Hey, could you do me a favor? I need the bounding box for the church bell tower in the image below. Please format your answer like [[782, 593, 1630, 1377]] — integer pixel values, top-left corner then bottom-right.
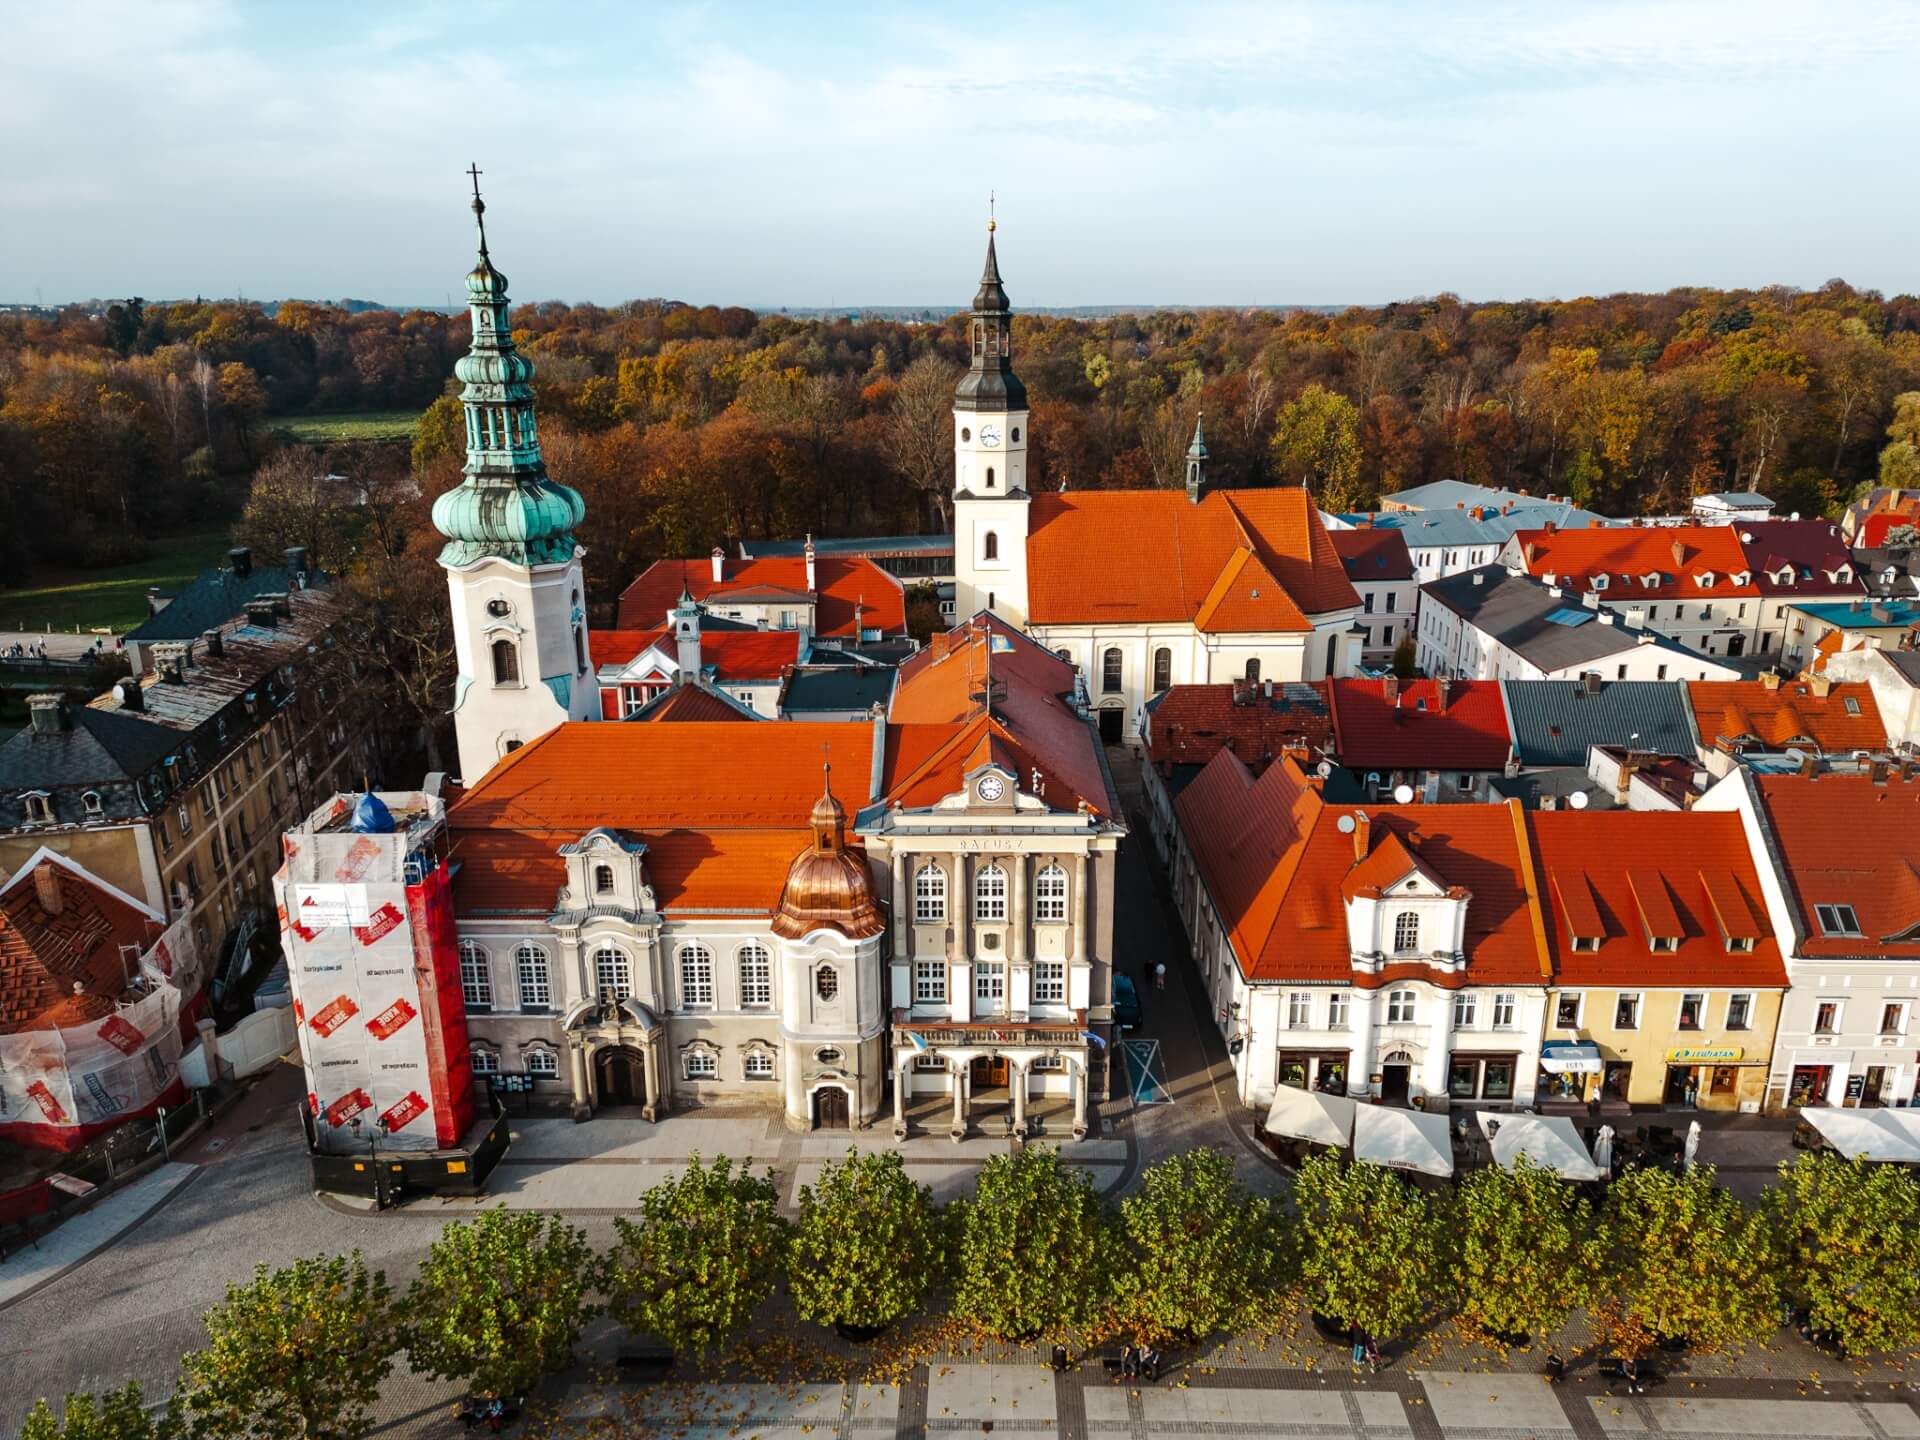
[[432, 167, 596, 780], [951, 206, 1032, 627]]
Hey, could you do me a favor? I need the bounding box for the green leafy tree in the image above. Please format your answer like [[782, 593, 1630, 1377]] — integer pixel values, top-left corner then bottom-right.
[[1766, 1152, 1920, 1355], [1448, 1156, 1599, 1345], [1269, 383, 1365, 511], [1293, 1153, 1446, 1344], [1596, 1164, 1779, 1354], [1113, 1147, 1285, 1344], [22, 1383, 172, 1440], [175, 1253, 396, 1440], [410, 392, 466, 470], [1390, 635, 1416, 679], [951, 1145, 1119, 1339], [403, 1208, 599, 1398], [604, 1156, 790, 1357], [788, 1149, 943, 1333]]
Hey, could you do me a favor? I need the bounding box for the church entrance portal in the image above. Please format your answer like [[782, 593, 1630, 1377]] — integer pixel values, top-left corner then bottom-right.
[[813, 1085, 850, 1129], [1098, 709, 1123, 744], [595, 1046, 647, 1108]]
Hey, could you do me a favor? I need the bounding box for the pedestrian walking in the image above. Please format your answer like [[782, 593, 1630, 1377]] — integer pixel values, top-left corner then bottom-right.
[[1153, 960, 1166, 991]]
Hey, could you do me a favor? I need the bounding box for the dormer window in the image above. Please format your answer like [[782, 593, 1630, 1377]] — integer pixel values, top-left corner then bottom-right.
[[1591, 573, 1609, 591], [1571, 935, 1601, 953], [1732, 571, 1751, 587], [21, 792, 52, 823], [1837, 565, 1853, 583], [1628, 869, 1682, 954], [81, 790, 103, 816], [1695, 571, 1715, 589], [1392, 911, 1420, 955], [593, 863, 615, 896]]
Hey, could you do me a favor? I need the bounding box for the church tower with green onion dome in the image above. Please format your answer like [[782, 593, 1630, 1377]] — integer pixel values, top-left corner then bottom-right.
[[434, 166, 596, 780]]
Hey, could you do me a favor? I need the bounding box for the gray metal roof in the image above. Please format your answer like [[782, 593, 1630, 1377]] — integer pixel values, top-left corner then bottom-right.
[[781, 666, 897, 712], [1423, 565, 1701, 673], [1500, 679, 1700, 767], [1487, 767, 1618, 809], [124, 558, 324, 644], [1377, 480, 1614, 526], [1697, 491, 1773, 507], [1336, 502, 1610, 552]]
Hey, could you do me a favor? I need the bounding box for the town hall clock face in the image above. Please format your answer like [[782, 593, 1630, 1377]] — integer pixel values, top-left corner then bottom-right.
[[976, 773, 1006, 803], [979, 423, 1002, 448]]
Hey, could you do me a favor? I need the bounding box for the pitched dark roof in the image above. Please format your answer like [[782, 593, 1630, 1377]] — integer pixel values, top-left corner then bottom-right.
[[124, 561, 322, 645], [0, 706, 179, 827], [1501, 679, 1700, 767], [1422, 565, 1701, 673], [781, 666, 897, 714], [1328, 527, 1414, 583]]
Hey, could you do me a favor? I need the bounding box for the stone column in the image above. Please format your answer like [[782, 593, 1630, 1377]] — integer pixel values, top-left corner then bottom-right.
[[1072, 1058, 1090, 1139], [1425, 1002, 1456, 1107], [1070, 853, 1090, 965], [893, 1056, 908, 1138], [1011, 1061, 1028, 1136], [956, 854, 972, 963], [642, 1032, 665, 1123], [950, 1061, 967, 1138], [568, 1037, 590, 1123], [1347, 989, 1378, 1099], [891, 847, 908, 940], [1010, 855, 1027, 964]]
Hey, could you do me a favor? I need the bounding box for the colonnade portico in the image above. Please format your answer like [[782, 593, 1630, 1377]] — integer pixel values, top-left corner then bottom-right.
[[890, 1036, 1092, 1143]]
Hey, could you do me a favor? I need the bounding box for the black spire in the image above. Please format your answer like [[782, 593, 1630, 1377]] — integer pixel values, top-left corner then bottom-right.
[[467, 162, 489, 258], [954, 201, 1026, 413]]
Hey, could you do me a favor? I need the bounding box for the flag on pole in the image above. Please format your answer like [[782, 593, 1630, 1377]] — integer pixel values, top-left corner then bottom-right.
[[1082, 1030, 1108, 1051], [903, 1030, 930, 1053]]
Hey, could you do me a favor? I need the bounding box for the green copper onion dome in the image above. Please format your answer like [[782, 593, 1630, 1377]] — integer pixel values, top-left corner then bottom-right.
[[433, 169, 585, 569]]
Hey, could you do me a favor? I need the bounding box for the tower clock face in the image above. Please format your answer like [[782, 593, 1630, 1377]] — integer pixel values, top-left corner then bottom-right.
[[976, 773, 1006, 803], [980, 423, 1002, 448]]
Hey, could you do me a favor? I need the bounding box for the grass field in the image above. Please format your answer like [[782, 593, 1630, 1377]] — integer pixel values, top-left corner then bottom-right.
[[0, 530, 237, 636], [269, 409, 423, 444]]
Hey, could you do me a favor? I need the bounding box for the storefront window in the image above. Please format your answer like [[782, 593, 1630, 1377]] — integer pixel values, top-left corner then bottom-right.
[[1316, 1059, 1347, 1093], [1277, 1057, 1308, 1090], [1448, 1058, 1478, 1099], [1603, 1061, 1633, 1100], [1482, 1058, 1514, 1099], [1788, 1065, 1830, 1107], [1710, 1066, 1738, 1096]]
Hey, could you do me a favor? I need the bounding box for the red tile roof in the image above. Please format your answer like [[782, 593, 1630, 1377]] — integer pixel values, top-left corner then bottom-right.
[[1326, 679, 1513, 771], [1329, 527, 1415, 583], [1144, 682, 1335, 769], [1, 856, 162, 1033], [1506, 524, 1757, 599], [1174, 751, 1546, 987], [1528, 811, 1787, 987], [593, 627, 800, 682], [615, 555, 907, 639], [1753, 772, 1920, 958], [1861, 507, 1920, 549], [1736, 520, 1863, 597], [627, 686, 760, 722], [1025, 488, 1357, 630], [1686, 680, 1886, 754]]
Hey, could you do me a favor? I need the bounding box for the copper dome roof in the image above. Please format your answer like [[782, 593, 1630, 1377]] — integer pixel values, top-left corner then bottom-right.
[[772, 770, 883, 940]]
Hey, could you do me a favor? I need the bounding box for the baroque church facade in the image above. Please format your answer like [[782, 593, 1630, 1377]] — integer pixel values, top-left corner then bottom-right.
[[949, 228, 1366, 742], [416, 192, 1125, 1135]]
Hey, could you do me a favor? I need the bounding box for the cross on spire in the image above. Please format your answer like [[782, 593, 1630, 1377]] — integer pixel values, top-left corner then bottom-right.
[[467, 162, 489, 256], [988, 190, 996, 233]]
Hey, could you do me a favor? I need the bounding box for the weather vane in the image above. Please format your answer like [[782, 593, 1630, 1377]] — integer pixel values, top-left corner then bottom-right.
[[988, 190, 996, 233]]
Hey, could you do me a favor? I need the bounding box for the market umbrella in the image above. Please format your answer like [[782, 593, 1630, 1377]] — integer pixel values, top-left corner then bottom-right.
[[1475, 1112, 1605, 1181], [1593, 1124, 1614, 1173], [1800, 1107, 1920, 1162], [1263, 1086, 1356, 1148], [1353, 1104, 1453, 1178], [1683, 1119, 1702, 1170]]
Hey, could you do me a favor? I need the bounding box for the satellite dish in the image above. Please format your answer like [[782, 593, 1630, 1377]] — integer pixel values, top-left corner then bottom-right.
[[1316, 760, 1333, 778], [1568, 791, 1590, 809], [1336, 815, 1357, 834], [1366, 771, 1382, 785], [1393, 784, 1415, 804]]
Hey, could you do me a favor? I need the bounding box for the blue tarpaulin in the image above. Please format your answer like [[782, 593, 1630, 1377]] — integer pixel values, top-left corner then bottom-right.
[[349, 793, 395, 834]]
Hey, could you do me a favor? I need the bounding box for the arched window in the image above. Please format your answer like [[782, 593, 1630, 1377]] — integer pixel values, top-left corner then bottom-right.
[[975, 863, 1008, 921], [913, 863, 947, 922], [1245, 658, 1261, 683], [1102, 648, 1123, 694], [679, 944, 714, 1007], [1393, 911, 1420, 954], [81, 790, 103, 816], [593, 864, 615, 895], [525, 1048, 559, 1077], [816, 966, 839, 1001], [516, 943, 552, 1010], [574, 626, 587, 673], [491, 637, 519, 686], [684, 1048, 718, 1080], [470, 1048, 499, 1074], [1035, 864, 1068, 923], [983, 530, 999, 561], [985, 466, 996, 489], [1152, 647, 1172, 694], [744, 1050, 775, 1080], [738, 943, 772, 1007], [594, 944, 632, 1001], [458, 941, 493, 1008]]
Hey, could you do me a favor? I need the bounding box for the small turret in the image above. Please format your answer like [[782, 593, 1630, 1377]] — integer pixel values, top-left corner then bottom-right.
[[1185, 413, 1209, 505]]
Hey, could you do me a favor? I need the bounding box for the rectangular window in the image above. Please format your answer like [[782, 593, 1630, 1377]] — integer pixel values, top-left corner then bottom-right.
[[1448, 1057, 1479, 1099], [1615, 993, 1641, 1030], [517, 948, 551, 1011], [685, 1051, 718, 1080], [1677, 993, 1704, 1031], [1881, 1002, 1907, 1036], [1327, 991, 1349, 1030], [1726, 993, 1752, 1030], [1814, 1001, 1842, 1035], [1492, 993, 1515, 1028], [1034, 961, 1066, 1004], [1288, 992, 1311, 1029], [1481, 1058, 1515, 1099], [1815, 904, 1863, 937], [1385, 592, 1396, 614], [1386, 991, 1415, 1024], [1555, 993, 1582, 1029], [913, 959, 947, 1003], [1452, 993, 1476, 1028], [975, 962, 1006, 1012], [1363, 592, 1376, 613]]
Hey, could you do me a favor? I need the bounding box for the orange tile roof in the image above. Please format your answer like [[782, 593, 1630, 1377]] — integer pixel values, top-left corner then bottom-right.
[[1174, 751, 1545, 987], [1753, 772, 1920, 958], [1, 857, 161, 1033], [1506, 524, 1756, 599], [1025, 487, 1357, 630], [594, 627, 800, 682], [1144, 682, 1336, 769], [615, 556, 906, 638], [1686, 680, 1886, 754], [1529, 811, 1788, 987]]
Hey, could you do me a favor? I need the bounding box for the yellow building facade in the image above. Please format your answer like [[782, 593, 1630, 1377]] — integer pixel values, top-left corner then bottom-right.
[[1540, 984, 1785, 1111]]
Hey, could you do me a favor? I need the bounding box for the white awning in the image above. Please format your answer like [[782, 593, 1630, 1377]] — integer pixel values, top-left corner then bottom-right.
[[1264, 1086, 1356, 1147], [1873, 1110, 1920, 1147], [1353, 1104, 1453, 1177], [1476, 1111, 1606, 1181], [1800, 1107, 1920, 1163], [1539, 1040, 1603, 1075]]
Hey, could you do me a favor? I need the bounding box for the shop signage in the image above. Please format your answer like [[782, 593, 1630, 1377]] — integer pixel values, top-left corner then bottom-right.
[[1666, 1045, 1742, 1063], [908, 1026, 1086, 1047]]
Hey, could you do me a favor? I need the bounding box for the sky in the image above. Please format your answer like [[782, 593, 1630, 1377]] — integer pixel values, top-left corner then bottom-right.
[[4, 0, 1917, 309]]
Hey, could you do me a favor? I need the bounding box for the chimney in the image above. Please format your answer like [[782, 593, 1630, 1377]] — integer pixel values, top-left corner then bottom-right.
[[1760, 670, 1780, 690], [228, 546, 252, 578], [1671, 538, 1688, 568], [1435, 677, 1452, 712], [1471, 506, 1486, 521], [115, 678, 145, 712], [33, 862, 63, 916], [1383, 674, 1401, 706], [710, 547, 725, 583], [1351, 811, 1371, 862], [1582, 671, 1602, 696], [804, 535, 818, 593], [1543, 519, 1557, 535], [1810, 674, 1833, 698], [1871, 758, 1890, 785], [145, 585, 165, 615], [284, 545, 308, 580], [202, 628, 224, 659], [1523, 542, 1539, 567], [26, 693, 64, 735], [1799, 751, 1819, 778], [1582, 589, 1600, 610]]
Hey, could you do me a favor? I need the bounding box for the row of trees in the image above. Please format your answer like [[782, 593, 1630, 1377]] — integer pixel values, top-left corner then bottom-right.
[[25, 1146, 1920, 1440], [9, 279, 1920, 586]]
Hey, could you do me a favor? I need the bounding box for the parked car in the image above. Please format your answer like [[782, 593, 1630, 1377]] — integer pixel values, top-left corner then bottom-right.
[[1113, 973, 1143, 1029]]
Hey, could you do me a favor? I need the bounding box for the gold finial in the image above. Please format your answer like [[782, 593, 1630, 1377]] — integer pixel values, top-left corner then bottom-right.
[[988, 190, 996, 233]]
